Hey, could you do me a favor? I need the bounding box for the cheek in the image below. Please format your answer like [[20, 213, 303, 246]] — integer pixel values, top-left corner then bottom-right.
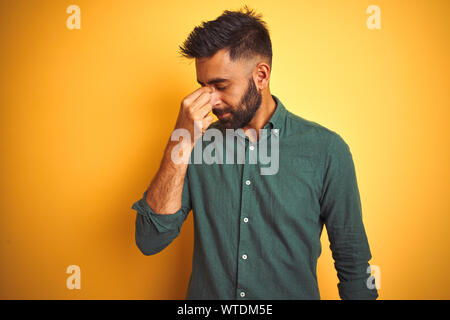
[[223, 87, 243, 107]]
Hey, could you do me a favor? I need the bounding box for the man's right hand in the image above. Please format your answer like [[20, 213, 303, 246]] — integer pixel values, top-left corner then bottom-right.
[[174, 86, 215, 147], [144, 87, 215, 214]]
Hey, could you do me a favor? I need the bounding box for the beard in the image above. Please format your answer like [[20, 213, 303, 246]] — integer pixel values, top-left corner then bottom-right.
[[214, 77, 262, 130]]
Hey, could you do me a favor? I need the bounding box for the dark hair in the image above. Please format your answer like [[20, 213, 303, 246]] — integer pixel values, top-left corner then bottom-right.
[[178, 5, 272, 67]]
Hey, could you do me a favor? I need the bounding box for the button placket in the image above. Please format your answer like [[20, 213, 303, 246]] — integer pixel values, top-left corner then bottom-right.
[[235, 136, 256, 300]]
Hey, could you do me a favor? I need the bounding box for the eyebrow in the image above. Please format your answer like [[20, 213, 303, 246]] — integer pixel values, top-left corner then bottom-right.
[[197, 78, 230, 86]]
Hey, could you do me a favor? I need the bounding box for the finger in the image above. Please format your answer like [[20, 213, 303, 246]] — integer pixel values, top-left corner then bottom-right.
[[192, 91, 212, 110], [184, 86, 213, 106], [197, 100, 213, 117]]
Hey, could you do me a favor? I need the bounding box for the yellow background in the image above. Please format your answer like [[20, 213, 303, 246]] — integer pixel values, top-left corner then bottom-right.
[[0, 0, 449, 299]]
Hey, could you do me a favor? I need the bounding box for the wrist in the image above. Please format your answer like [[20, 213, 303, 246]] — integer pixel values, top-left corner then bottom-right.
[[164, 138, 193, 166]]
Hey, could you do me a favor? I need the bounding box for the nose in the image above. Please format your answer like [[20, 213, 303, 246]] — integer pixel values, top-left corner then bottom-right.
[[209, 88, 221, 107]]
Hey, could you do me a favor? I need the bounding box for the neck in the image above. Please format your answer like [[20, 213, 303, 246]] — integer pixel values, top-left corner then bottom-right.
[[243, 90, 277, 142]]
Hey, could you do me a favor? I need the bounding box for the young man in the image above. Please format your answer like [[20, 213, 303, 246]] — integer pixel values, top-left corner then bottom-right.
[[131, 6, 378, 300]]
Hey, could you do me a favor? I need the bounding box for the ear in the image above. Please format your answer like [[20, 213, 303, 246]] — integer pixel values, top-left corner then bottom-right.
[[254, 61, 271, 90]]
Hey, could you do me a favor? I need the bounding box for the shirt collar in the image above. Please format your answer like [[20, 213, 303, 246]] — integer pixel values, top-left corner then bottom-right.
[[264, 94, 287, 130]]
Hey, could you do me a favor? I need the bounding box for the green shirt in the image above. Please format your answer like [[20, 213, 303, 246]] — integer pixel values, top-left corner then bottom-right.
[[131, 95, 378, 300]]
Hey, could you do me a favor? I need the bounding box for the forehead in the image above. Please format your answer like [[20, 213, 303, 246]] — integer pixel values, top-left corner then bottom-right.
[[195, 48, 248, 83]]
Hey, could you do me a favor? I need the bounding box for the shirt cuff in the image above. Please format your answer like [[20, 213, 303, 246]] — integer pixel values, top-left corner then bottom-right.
[[338, 278, 379, 300], [131, 190, 187, 233]]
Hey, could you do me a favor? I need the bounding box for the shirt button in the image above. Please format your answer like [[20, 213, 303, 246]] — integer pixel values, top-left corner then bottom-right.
[[249, 145, 255, 151], [243, 217, 249, 223], [245, 180, 251, 185], [242, 254, 248, 260], [273, 128, 279, 135], [240, 291, 245, 298]]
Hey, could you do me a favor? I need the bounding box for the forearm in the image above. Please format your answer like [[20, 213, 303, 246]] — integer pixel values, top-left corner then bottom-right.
[[145, 139, 193, 214], [132, 139, 193, 255], [328, 224, 378, 300]]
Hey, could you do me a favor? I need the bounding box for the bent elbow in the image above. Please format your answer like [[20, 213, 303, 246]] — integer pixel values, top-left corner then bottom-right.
[[136, 238, 162, 256], [135, 234, 173, 256]]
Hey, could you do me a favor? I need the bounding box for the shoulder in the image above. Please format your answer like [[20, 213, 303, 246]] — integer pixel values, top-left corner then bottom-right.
[[284, 110, 349, 152]]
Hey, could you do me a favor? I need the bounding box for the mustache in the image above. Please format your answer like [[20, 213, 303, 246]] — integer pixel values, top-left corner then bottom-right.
[[212, 107, 233, 116]]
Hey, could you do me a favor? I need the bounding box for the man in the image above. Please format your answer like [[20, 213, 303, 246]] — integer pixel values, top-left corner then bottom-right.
[[131, 6, 378, 300]]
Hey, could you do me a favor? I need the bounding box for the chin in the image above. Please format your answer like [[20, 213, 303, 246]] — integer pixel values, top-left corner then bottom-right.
[[218, 118, 232, 128], [222, 122, 233, 129]]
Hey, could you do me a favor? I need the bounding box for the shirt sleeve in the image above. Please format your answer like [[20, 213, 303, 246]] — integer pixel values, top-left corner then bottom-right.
[[319, 133, 378, 300], [131, 170, 192, 255]]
